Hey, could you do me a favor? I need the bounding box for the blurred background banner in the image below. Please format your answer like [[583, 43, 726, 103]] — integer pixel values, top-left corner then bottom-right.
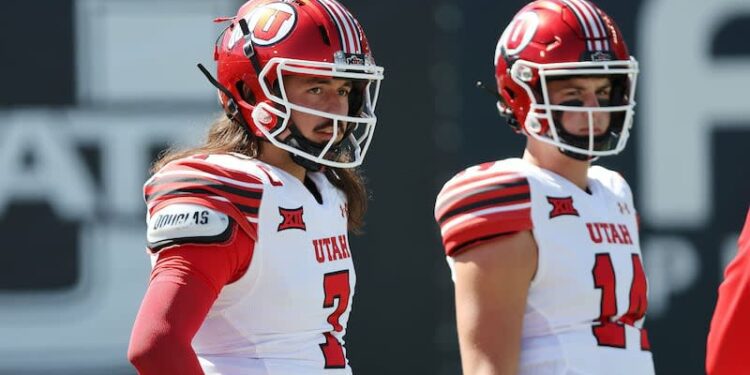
[[0, 0, 748, 374]]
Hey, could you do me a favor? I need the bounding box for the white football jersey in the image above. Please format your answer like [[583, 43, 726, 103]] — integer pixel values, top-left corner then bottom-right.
[[145, 153, 355, 375], [435, 158, 654, 375]]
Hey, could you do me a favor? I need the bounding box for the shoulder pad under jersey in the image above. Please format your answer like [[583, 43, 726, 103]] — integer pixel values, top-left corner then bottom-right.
[[147, 203, 232, 252]]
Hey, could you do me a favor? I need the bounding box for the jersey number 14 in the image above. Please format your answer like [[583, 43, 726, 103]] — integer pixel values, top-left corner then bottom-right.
[[592, 253, 650, 350]]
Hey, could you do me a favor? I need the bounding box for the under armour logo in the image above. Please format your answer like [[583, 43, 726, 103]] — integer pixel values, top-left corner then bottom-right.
[[278, 206, 306, 232], [547, 196, 580, 219], [618, 202, 631, 215]]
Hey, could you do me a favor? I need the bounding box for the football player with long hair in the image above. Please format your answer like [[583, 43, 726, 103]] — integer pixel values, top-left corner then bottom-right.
[[434, 0, 654, 373], [127, 1, 383, 373]]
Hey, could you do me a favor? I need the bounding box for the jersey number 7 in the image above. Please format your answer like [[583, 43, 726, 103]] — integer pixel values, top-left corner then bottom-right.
[[320, 270, 350, 368]]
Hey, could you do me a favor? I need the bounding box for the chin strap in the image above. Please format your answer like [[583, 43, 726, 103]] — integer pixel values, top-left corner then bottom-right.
[[558, 131, 618, 160], [558, 147, 595, 161], [551, 99, 620, 161], [282, 123, 356, 172], [555, 126, 615, 161]]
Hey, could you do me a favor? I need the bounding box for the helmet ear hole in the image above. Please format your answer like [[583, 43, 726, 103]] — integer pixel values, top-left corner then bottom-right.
[[236, 82, 256, 105]]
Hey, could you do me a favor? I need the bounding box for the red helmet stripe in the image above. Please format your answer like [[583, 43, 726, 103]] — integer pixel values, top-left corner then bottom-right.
[[327, 0, 363, 54], [337, 3, 364, 54], [315, 0, 347, 52], [319, 0, 358, 54], [561, 0, 594, 50], [572, 0, 605, 45], [565, 0, 612, 51], [575, 0, 611, 51]]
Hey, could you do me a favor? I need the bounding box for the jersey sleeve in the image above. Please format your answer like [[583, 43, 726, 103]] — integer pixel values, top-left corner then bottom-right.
[[706, 208, 750, 374], [128, 224, 255, 374], [434, 163, 533, 256], [144, 156, 264, 252]]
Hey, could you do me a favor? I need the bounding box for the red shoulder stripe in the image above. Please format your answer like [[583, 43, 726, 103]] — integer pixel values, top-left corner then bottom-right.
[[435, 169, 532, 256], [440, 206, 532, 256], [164, 158, 264, 185], [436, 177, 530, 223], [442, 169, 522, 192], [145, 177, 261, 216], [144, 158, 265, 240]]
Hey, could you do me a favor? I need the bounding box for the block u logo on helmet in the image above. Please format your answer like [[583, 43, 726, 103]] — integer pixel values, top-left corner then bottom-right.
[[228, 3, 297, 49], [248, 3, 296, 45], [498, 12, 539, 57]]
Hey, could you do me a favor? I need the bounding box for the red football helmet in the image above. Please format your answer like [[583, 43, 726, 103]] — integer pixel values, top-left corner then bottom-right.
[[206, 0, 384, 169], [494, 0, 638, 159]]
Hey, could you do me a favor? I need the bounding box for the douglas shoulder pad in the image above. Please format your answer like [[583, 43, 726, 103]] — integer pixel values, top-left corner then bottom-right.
[[147, 203, 233, 253]]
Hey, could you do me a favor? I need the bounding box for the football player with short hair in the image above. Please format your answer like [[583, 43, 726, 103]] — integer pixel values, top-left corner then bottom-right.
[[127, 1, 383, 374], [434, 0, 654, 374]]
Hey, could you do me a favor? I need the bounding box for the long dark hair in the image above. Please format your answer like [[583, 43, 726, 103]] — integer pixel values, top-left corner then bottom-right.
[[152, 116, 369, 232]]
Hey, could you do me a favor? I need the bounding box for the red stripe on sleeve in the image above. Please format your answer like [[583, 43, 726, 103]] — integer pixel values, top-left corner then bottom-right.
[[440, 207, 532, 256], [435, 178, 530, 222], [145, 157, 265, 240], [165, 158, 264, 185], [435, 166, 533, 256], [441, 169, 522, 193], [146, 179, 262, 214]]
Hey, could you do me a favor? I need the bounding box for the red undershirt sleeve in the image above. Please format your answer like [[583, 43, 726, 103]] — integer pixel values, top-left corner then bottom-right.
[[128, 224, 254, 374]]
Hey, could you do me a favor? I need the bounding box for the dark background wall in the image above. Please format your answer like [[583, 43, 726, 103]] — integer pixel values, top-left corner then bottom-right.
[[1, 0, 749, 374]]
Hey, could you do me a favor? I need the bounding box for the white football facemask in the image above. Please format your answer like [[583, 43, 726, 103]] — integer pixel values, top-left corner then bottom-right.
[[252, 57, 384, 169]]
